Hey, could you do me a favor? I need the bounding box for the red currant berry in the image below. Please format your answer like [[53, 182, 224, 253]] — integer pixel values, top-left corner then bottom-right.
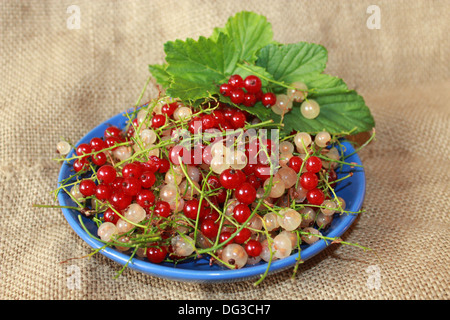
[[110, 176, 124, 191], [145, 155, 161, 172], [139, 170, 156, 188], [230, 88, 245, 105], [327, 169, 338, 188], [169, 146, 186, 165], [121, 177, 142, 196], [200, 219, 219, 239], [219, 232, 234, 246], [234, 228, 251, 244], [109, 191, 132, 210], [211, 110, 225, 125], [307, 188, 325, 205], [228, 74, 244, 88], [151, 114, 166, 128], [246, 174, 261, 190], [201, 114, 216, 130], [89, 137, 106, 152], [261, 92, 276, 107], [254, 164, 271, 181], [288, 156, 303, 173], [305, 156, 322, 173], [154, 201, 171, 218], [243, 93, 257, 107], [300, 172, 319, 190], [161, 102, 178, 117], [158, 158, 170, 173], [76, 143, 92, 158], [105, 136, 121, 151], [215, 188, 227, 204], [235, 182, 257, 205], [220, 83, 232, 96], [122, 162, 142, 179], [103, 208, 120, 224], [97, 165, 117, 184], [183, 199, 201, 220], [233, 204, 251, 224], [219, 169, 245, 190], [95, 183, 112, 201], [79, 179, 97, 197], [245, 240, 262, 257], [243, 75, 262, 94], [206, 175, 221, 189], [146, 245, 167, 264], [73, 158, 89, 173], [222, 107, 235, 119], [136, 189, 155, 208], [91, 152, 107, 166], [104, 126, 121, 139], [230, 110, 246, 128]]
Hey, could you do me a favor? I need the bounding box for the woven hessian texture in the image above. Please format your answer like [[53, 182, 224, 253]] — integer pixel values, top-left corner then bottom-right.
[[1, 0, 449, 300]]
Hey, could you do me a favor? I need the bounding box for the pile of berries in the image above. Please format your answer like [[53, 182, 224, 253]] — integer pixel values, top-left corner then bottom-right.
[[219, 74, 321, 120], [57, 95, 346, 269]]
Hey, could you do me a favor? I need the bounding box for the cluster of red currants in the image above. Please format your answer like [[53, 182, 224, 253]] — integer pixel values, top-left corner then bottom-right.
[[219, 74, 277, 108]]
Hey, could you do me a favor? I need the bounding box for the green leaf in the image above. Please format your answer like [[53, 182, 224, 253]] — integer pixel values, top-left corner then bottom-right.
[[148, 63, 171, 89], [256, 42, 328, 83]]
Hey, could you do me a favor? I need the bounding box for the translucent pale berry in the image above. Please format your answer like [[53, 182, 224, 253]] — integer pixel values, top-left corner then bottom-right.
[[300, 99, 320, 119]]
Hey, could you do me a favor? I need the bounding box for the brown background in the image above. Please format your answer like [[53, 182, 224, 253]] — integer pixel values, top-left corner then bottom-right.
[[1, 0, 449, 299]]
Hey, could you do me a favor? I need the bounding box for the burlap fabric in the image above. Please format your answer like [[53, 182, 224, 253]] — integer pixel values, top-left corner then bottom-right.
[[1, 0, 449, 300]]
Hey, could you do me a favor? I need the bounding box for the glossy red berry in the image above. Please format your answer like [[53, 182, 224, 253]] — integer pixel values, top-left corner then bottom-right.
[[73, 158, 89, 173], [261, 92, 276, 107], [109, 191, 132, 210], [154, 201, 171, 218], [219, 232, 233, 246], [235, 183, 257, 205], [97, 165, 117, 184], [200, 219, 219, 239], [79, 179, 97, 197], [230, 110, 246, 128], [243, 75, 262, 94], [151, 114, 166, 128], [89, 137, 106, 152], [136, 189, 155, 208], [104, 126, 121, 138], [158, 158, 170, 173], [245, 240, 262, 257], [110, 176, 124, 191], [122, 162, 142, 179], [243, 93, 257, 107], [233, 204, 252, 224], [103, 208, 120, 224], [105, 136, 121, 150], [220, 83, 232, 97], [254, 164, 271, 181], [288, 156, 303, 173], [300, 172, 319, 190], [121, 177, 141, 196], [91, 152, 107, 166], [139, 170, 156, 188], [95, 183, 112, 201], [161, 103, 178, 117], [228, 74, 244, 88], [219, 169, 245, 190], [230, 88, 245, 105], [307, 188, 325, 205], [306, 156, 322, 173], [76, 143, 92, 158], [201, 114, 216, 130], [183, 199, 201, 220], [146, 245, 167, 264], [234, 228, 251, 244]]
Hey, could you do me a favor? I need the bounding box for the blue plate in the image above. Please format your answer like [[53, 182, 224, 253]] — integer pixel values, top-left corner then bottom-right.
[[58, 110, 365, 283]]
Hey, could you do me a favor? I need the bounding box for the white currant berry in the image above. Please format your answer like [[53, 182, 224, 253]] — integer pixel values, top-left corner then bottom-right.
[[300, 207, 316, 228], [159, 183, 179, 202], [263, 178, 286, 198], [314, 131, 331, 148], [273, 233, 293, 259], [293, 132, 312, 151], [287, 81, 308, 102], [222, 244, 248, 269], [279, 141, 294, 154], [279, 230, 298, 249], [140, 128, 157, 145], [316, 212, 333, 229], [57, 141, 71, 155], [300, 99, 320, 119], [113, 146, 132, 162], [116, 218, 134, 234], [277, 208, 302, 231], [301, 227, 322, 244], [97, 222, 118, 242], [171, 235, 195, 257], [263, 212, 280, 231], [271, 94, 293, 115], [321, 199, 338, 216], [124, 203, 146, 224], [173, 106, 192, 121], [277, 166, 298, 189]]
